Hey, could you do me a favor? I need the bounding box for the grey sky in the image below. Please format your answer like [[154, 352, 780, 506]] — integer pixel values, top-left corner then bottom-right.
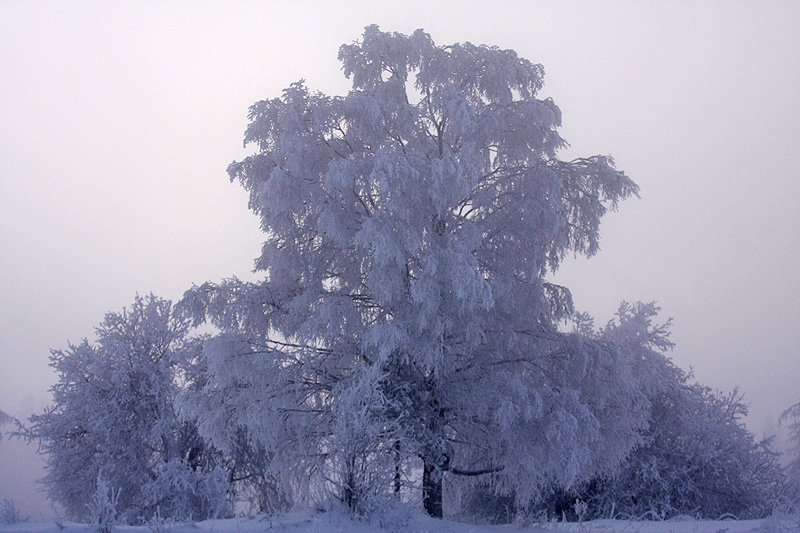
[[1, 0, 798, 512]]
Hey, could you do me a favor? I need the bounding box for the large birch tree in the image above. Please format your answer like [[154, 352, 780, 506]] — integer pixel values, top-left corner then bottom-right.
[[180, 26, 646, 517]]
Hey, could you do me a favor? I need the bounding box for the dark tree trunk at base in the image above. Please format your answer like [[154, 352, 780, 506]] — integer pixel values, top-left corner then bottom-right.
[[423, 453, 450, 518], [422, 459, 443, 518], [393, 440, 401, 494]]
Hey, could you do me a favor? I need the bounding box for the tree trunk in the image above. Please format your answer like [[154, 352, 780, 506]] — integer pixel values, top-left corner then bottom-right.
[[343, 469, 355, 511], [422, 458, 443, 518], [393, 440, 401, 494], [422, 453, 449, 518]]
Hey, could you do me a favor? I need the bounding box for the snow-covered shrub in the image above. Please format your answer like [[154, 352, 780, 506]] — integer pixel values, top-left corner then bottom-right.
[[87, 472, 120, 533], [144, 459, 231, 521], [0, 498, 28, 524], [451, 302, 667, 523], [373, 499, 413, 532], [145, 507, 175, 533], [497, 382, 784, 523]]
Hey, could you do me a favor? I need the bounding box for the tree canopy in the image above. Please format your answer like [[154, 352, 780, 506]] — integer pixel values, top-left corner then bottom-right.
[[180, 25, 644, 517]]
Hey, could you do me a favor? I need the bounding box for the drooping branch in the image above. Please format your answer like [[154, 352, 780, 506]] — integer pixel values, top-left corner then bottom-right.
[[449, 465, 505, 477]]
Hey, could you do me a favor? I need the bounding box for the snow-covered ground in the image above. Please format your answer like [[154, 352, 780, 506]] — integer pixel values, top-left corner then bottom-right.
[[2, 510, 798, 533]]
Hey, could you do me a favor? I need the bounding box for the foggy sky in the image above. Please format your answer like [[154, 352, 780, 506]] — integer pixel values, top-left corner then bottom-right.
[[1, 0, 798, 514]]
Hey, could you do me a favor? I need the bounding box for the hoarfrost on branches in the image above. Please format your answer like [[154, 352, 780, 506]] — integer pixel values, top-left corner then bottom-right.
[[20, 295, 231, 523], [15, 25, 792, 525], [459, 304, 786, 523], [87, 472, 120, 533], [179, 25, 644, 517]]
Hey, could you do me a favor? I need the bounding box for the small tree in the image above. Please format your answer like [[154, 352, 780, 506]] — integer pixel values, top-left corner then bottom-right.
[[0, 409, 14, 441], [587, 386, 785, 520], [781, 400, 800, 508], [567, 305, 785, 520], [463, 303, 784, 523], [180, 26, 646, 517], [21, 295, 230, 523], [455, 301, 675, 523]]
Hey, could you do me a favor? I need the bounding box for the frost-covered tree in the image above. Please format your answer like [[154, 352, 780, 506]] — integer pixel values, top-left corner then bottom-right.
[[455, 301, 675, 523], [528, 303, 785, 521], [582, 384, 784, 520], [463, 303, 784, 522], [584, 305, 785, 520], [782, 400, 800, 507], [21, 295, 230, 523], [180, 26, 645, 518], [0, 409, 14, 441], [581, 384, 785, 520]]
